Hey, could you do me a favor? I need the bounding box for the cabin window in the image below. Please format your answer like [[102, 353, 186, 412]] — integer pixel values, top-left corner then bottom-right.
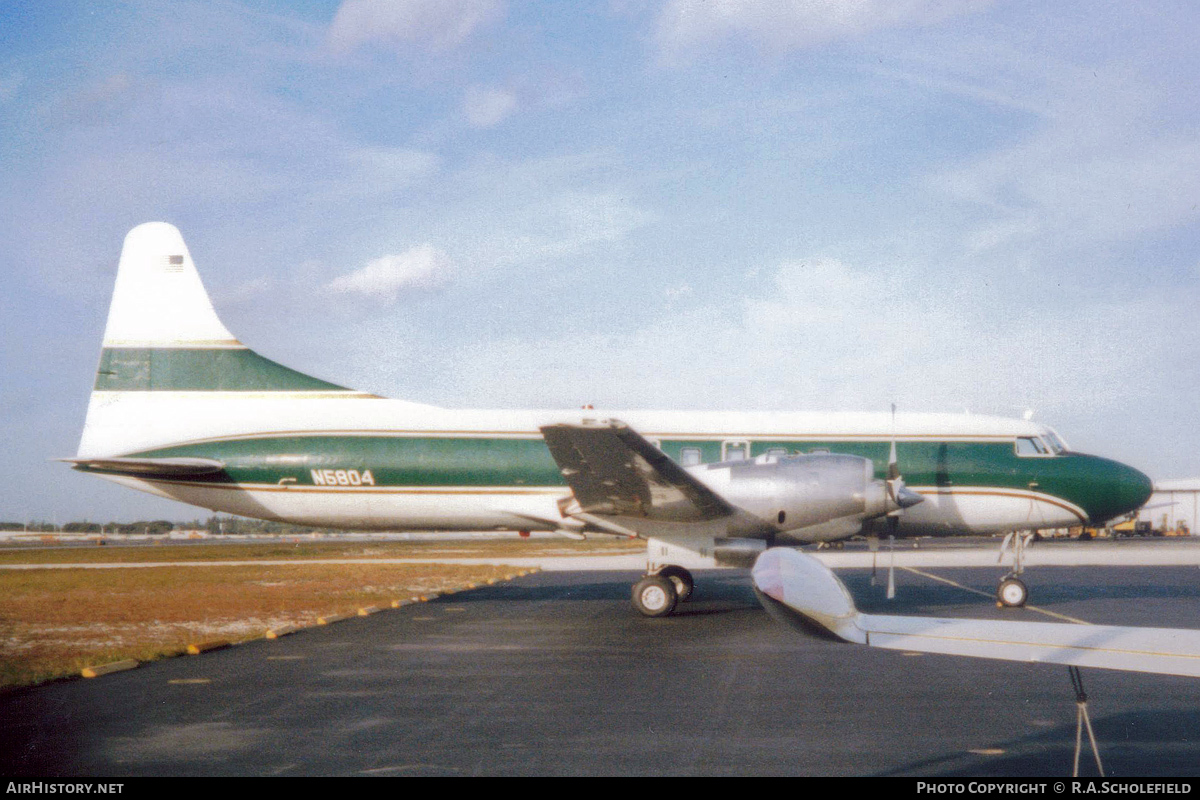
[[723, 441, 749, 461], [680, 447, 703, 466], [1015, 437, 1051, 457], [765, 447, 789, 459]]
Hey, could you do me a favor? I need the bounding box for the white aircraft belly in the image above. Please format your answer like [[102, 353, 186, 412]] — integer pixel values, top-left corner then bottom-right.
[[97, 474, 569, 531]]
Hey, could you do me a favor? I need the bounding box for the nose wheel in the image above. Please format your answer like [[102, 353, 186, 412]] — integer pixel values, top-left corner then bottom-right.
[[997, 575, 1028, 608]]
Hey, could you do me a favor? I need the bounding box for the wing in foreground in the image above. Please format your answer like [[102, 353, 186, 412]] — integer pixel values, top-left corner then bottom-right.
[[751, 547, 1200, 678], [62, 457, 226, 478]]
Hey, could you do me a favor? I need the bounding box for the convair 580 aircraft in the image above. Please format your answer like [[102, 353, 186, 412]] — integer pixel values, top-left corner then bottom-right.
[[70, 223, 1153, 616]]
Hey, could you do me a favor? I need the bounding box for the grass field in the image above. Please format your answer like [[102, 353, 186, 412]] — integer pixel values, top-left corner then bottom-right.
[[0, 537, 643, 563], [0, 537, 643, 690]]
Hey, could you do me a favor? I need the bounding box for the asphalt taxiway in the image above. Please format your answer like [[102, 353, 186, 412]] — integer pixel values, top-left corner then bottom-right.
[[3, 561, 1200, 776]]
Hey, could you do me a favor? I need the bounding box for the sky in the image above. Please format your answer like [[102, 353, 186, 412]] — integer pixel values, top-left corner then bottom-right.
[[2, 0, 1199, 523]]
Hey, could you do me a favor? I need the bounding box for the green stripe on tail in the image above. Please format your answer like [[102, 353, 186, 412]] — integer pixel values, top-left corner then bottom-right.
[[95, 347, 348, 392]]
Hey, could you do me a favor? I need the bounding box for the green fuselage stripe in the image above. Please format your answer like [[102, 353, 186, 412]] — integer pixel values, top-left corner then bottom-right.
[[104, 434, 1148, 524], [94, 348, 347, 392]]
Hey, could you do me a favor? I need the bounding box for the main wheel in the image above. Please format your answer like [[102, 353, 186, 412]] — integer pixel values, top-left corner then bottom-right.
[[997, 576, 1028, 608], [632, 575, 678, 617], [656, 566, 694, 604]]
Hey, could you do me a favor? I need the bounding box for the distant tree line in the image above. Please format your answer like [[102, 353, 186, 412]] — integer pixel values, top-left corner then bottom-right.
[[0, 516, 342, 535], [203, 516, 337, 535]]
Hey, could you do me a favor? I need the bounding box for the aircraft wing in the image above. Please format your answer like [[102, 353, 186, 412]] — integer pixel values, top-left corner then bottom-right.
[[752, 547, 1200, 678], [540, 419, 734, 523], [63, 456, 226, 478]]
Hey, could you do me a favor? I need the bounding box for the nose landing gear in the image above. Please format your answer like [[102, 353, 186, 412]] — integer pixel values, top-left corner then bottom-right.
[[997, 530, 1034, 607]]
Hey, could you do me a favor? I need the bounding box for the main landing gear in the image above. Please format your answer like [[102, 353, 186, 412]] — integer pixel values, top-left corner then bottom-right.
[[631, 566, 695, 617]]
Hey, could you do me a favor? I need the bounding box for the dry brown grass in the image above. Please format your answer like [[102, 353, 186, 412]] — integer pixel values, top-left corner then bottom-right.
[[0, 536, 643, 564], [0, 561, 518, 690]]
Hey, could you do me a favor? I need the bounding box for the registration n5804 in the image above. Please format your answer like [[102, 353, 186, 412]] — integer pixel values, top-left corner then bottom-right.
[[310, 469, 376, 486]]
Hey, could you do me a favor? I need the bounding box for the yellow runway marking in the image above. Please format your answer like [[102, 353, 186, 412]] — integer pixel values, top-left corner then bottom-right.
[[900, 566, 1092, 625]]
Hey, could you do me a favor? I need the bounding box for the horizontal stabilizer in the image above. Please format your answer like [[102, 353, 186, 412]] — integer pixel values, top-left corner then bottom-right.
[[752, 547, 1200, 678], [540, 419, 733, 522], [62, 456, 225, 478]]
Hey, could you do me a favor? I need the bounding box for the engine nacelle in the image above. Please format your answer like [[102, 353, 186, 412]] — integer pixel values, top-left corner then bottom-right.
[[689, 453, 888, 541]]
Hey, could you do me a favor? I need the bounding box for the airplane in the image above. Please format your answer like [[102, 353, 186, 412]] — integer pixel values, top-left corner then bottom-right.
[[68, 223, 1154, 616]]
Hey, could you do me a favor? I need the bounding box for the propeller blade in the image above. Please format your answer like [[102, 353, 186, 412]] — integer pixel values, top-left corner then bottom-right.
[[887, 403, 900, 483], [884, 404, 923, 512], [886, 533, 896, 600], [868, 535, 879, 586]]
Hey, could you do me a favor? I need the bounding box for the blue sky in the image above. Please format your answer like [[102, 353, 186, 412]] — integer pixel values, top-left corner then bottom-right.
[[2, 0, 1199, 523]]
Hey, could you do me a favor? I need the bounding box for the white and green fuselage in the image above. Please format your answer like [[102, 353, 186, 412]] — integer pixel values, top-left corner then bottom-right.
[[73, 224, 1153, 543]]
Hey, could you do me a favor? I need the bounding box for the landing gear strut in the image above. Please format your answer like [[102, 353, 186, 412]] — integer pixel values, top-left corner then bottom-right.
[[997, 530, 1034, 607], [631, 566, 695, 617]]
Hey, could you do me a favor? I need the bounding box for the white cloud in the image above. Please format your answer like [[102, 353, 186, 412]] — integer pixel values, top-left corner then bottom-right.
[[654, 0, 993, 58], [925, 100, 1200, 254], [327, 244, 454, 301], [328, 0, 505, 53], [430, 253, 1189, 431], [462, 86, 518, 128]]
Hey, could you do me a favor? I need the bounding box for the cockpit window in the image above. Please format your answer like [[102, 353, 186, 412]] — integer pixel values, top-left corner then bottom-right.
[[1041, 431, 1067, 454], [1015, 437, 1050, 456]]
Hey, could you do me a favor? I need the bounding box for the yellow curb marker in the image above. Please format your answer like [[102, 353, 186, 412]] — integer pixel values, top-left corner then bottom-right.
[[187, 640, 230, 655], [266, 625, 299, 639], [358, 605, 381, 616], [318, 612, 352, 625], [81, 659, 138, 678]]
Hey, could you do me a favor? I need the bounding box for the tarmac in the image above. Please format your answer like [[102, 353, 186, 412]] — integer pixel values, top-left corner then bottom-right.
[[2, 542, 1199, 776]]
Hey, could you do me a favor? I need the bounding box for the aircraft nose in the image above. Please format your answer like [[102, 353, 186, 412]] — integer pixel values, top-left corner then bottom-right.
[[1093, 460, 1154, 524], [1119, 464, 1155, 516]]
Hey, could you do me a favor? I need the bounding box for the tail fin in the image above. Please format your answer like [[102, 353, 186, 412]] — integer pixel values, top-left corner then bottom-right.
[[78, 223, 356, 457], [93, 222, 346, 393], [100, 222, 238, 350]]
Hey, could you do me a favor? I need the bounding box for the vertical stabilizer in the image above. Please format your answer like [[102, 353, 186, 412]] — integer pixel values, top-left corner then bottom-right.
[[102, 222, 238, 348], [78, 223, 355, 458]]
